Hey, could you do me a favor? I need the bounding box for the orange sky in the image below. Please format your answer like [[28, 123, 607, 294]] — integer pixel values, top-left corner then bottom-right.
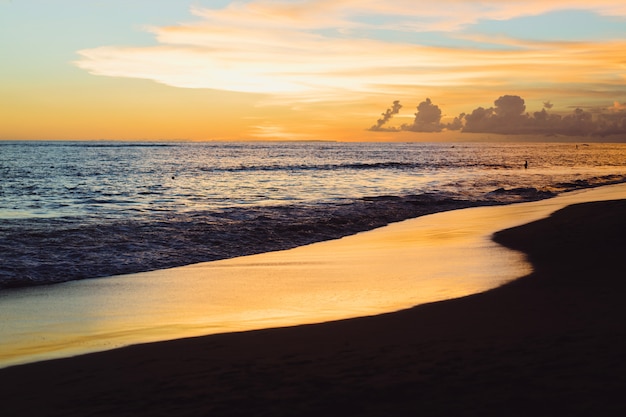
[[2, 1, 626, 141]]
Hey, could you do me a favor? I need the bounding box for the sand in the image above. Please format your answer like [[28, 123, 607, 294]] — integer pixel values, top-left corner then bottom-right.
[[1, 193, 626, 415], [3, 184, 626, 369]]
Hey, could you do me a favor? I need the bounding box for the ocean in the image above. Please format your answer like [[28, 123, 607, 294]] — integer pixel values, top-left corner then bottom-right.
[[2, 140, 626, 289]]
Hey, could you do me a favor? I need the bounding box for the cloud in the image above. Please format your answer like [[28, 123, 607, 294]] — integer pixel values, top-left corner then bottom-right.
[[461, 95, 622, 135], [402, 98, 444, 132], [370, 95, 626, 137], [77, 19, 455, 99], [74, 1, 626, 106], [369, 100, 402, 131], [494, 95, 526, 118], [366, 97, 458, 133], [462, 95, 528, 133], [326, 0, 626, 32]]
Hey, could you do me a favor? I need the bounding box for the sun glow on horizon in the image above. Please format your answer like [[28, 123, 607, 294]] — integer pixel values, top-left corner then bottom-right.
[[2, 0, 626, 140]]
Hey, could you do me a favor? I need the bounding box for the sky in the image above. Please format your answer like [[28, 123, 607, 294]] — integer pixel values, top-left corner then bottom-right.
[[2, 0, 626, 141]]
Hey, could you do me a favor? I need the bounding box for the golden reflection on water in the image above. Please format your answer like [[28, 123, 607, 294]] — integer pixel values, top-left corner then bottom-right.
[[1, 183, 625, 368]]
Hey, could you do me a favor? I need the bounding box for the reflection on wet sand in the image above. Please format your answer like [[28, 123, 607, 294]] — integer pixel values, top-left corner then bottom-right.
[[1, 183, 625, 368]]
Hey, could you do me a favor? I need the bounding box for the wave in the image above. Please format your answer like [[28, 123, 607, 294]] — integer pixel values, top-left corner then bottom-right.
[[199, 161, 514, 173], [5, 173, 626, 290], [0, 193, 483, 289], [0, 141, 174, 148]]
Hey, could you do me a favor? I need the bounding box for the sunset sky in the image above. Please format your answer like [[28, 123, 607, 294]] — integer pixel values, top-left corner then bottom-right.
[[2, 0, 626, 141]]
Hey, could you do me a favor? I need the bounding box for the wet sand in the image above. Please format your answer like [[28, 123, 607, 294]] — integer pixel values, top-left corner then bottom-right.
[[1, 195, 626, 415], [3, 185, 626, 369]]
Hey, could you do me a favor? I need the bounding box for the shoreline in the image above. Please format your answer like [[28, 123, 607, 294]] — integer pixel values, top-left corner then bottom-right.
[[2, 183, 625, 369], [0, 196, 485, 289], [1, 195, 625, 415], [3, 174, 625, 290]]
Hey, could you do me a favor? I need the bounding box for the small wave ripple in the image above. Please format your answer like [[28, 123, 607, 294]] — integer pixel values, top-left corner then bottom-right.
[[3, 174, 626, 289]]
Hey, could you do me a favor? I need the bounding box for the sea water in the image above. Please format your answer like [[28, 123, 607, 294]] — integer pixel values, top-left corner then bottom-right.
[[2, 140, 626, 288]]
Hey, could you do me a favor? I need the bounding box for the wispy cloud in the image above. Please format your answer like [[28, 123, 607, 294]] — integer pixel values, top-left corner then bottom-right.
[[75, 0, 626, 105]]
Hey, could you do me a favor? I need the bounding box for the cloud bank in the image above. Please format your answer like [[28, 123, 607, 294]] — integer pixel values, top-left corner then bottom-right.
[[369, 95, 626, 137]]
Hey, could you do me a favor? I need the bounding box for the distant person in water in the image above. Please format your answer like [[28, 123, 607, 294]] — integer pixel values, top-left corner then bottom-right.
[[524, 160, 528, 169]]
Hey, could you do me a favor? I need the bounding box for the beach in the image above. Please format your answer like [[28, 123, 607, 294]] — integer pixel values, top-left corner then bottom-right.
[[5, 1, 626, 415], [2, 184, 624, 368], [1, 187, 626, 416]]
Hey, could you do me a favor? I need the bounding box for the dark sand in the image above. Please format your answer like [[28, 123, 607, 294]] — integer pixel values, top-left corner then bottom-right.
[[1, 200, 625, 416]]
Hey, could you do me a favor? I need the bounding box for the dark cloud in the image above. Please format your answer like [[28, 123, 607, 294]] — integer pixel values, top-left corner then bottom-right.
[[402, 98, 444, 132], [464, 95, 529, 133], [369, 100, 402, 131], [446, 113, 465, 131], [494, 95, 526, 118], [461, 95, 626, 136], [369, 95, 626, 137], [462, 106, 495, 133]]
